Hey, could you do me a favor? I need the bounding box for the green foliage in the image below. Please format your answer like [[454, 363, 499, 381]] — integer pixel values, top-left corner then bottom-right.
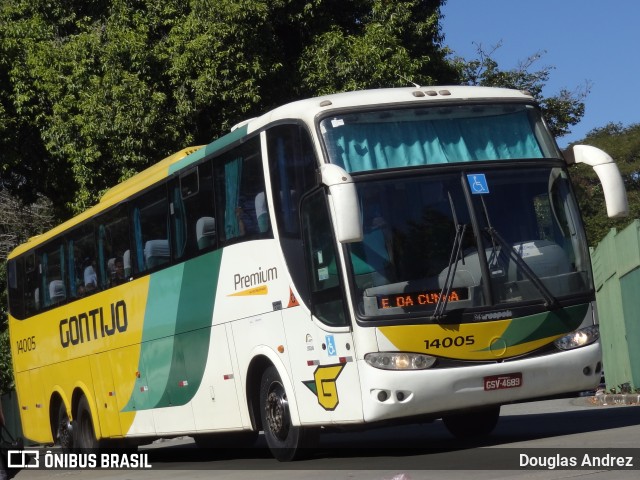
[[0, 329, 13, 394], [0, 0, 455, 215], [299, 0, 456, 94], [450, 43, 589, 138], [569, 123, 640, 245], [0, 0, 455, 389], [0, 191, 55, 394]]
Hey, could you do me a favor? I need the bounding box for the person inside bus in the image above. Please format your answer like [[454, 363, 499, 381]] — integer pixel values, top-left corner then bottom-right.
[[255, 191, 269, 233], [83, 258, 98, 291], [235, 206, 247, 237], [110, 257, 126, 286]]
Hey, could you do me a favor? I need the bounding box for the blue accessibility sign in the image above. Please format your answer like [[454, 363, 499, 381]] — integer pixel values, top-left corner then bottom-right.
[[325, 335, 337, 357], [467, 174, 490, 194]]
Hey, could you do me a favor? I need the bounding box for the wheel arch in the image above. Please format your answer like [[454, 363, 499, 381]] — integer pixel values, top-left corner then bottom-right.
[[71, 384, 102, 439], [49, 390, 68, 443], [245, 349, 300, 431]]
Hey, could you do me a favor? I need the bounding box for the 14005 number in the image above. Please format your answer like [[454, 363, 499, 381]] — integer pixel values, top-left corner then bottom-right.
[[16, 336, 36, 353], [424, 335, 475, 349]]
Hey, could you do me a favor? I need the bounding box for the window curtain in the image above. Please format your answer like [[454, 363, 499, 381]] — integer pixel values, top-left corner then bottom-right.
[[98, 225, 106, 287], [41, 252, 49, 307], [327, 110, 543, 173], [133, 207, 145, 272], [276, 138, 294, 233], [224, 157, 243, 239], [172, 187, 186, 258], [59, 244, 66, 294], [68, 240, 76, 297]]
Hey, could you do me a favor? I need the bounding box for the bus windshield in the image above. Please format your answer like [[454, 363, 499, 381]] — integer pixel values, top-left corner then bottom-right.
[[345, 166, 592, 318], [319, 103, 560, 173]]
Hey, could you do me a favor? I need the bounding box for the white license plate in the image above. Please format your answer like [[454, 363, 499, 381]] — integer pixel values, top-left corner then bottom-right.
[[484, 372, 522, 391]]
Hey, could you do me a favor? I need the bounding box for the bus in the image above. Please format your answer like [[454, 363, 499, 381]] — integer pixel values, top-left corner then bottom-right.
[[6, 86, 628, 461]]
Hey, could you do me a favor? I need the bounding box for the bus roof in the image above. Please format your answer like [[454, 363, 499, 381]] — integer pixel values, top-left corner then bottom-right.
[[245, 86, 533, 133], [8, 86, 533, 259]]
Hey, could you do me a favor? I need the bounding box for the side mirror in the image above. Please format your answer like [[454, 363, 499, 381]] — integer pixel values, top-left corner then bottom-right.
[[320, 164, 363, 243], [566, 145, 628, 218]]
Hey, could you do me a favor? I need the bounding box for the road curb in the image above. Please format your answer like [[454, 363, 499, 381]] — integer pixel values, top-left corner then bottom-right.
[[590, 393, 640, 406]]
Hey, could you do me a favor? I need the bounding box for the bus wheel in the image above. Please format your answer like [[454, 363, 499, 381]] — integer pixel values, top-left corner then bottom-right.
[[56, 404, 73, 451], [260, 366, 314, 461], [442, 405, 500, 440], [74, 396, 99, 450]]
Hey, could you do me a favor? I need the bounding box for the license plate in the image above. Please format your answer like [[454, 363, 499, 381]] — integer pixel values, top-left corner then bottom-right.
[[484, 372, 522, 391]]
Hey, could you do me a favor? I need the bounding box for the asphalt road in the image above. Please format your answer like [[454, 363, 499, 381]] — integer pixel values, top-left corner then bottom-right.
[[11, 396, 640, 480]]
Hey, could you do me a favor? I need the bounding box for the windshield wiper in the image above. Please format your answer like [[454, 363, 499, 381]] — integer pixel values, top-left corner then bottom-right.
[[480, 197, 559, 309], [432, 193, 467, 321]]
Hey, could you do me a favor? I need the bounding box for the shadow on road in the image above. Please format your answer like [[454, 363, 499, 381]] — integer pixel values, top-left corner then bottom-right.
[[140, 403, 640, 469]]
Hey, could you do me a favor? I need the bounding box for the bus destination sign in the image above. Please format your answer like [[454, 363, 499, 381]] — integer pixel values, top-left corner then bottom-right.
[[377, 288, 469, 309]]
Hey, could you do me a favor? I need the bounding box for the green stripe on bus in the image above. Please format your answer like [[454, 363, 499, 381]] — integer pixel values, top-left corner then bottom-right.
[[476, 303, 589, 352], [122, 250, 222, 411], [168, 125, 249, 175]]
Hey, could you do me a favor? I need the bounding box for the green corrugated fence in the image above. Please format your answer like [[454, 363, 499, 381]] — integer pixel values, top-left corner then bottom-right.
[[592, 219, 640, 392]]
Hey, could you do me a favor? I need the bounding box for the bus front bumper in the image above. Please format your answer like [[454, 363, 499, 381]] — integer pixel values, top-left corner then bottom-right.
[[359, 342, 601, 423]]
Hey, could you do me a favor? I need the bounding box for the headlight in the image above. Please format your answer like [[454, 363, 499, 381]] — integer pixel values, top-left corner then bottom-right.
[[365, 352, 436, 370], [554, 325, 600, 351]]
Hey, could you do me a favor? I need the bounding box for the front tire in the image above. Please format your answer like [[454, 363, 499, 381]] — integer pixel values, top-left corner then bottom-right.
[[259, 366, 316, 461], [442, 405, 500, 440]]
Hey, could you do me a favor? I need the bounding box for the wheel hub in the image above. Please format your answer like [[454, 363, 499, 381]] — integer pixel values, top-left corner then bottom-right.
[[58, 416, 73, 449], [265, 385, 289, 440]]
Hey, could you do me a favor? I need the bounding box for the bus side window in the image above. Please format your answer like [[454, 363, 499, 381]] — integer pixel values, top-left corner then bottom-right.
[[7, 258, 25, 320], [267, 124, 317, 238], [171, 161, 217, 258], [301, 189, 347, 326], [97, 204, 131, 287], [266, 124, 318, 306], [40, 241, 66, 307], [133, 185, 170, 272], [67, 223, 97, 298], [213, 136, 269, 244], [23, 253, 39, 316]]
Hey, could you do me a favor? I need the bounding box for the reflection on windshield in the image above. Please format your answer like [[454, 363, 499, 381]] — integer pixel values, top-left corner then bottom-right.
[[320, 104, 560, 173], [349, 168, 591, 318]]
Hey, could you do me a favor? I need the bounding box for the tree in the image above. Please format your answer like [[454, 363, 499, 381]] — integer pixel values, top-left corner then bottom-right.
[[450, 42, 590, 138], [298, 0, 457, 95], [0, 0, 455, 216], [0, 190, 55, 393], [569, 123, 640, 245]]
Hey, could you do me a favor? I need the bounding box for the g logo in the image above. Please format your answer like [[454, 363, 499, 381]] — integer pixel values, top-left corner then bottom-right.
[[302, 364, 345, 411]]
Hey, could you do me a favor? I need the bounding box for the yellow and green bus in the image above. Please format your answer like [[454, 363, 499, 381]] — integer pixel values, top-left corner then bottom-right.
[[6, 87, 627, 461]]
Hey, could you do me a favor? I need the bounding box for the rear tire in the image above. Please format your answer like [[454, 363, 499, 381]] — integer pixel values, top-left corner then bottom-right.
[[74, 396, 99, 450], [442, 405, 500, 440], [56, 403, 73, 451], [259, 366, 316, 461]]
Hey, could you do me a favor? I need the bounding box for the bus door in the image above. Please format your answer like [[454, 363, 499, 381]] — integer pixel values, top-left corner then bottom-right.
[[280, 310, 362, 424], [281, 188, 363, 424], [266, 124, 362, 424]]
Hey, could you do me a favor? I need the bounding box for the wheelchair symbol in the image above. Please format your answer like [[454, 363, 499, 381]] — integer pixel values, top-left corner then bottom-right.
[[467, 174, 489, 194], [325, 335, 337, 356]]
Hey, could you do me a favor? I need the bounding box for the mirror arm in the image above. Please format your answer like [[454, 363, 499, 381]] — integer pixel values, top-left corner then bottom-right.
[[569, 145, 628, 218]]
